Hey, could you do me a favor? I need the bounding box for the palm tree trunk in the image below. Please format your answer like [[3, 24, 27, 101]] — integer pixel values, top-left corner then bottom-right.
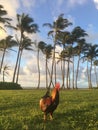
[[54, 60, 56, 84], [87, 60, 90, 88], [75, 55, 80, 89], [68, 69, 71, 89], [47, 65, 54, 87], [61, 60, 65, 89], [61, 60, 63, 88], [37, 49, 40, 88], [89, 60, 92, 88], [12, 48, 20, 82], [3, 70, 4, 82], [66, 58, 70, 89], [72, 56, 75, 89], [0, 49, 6, 73], [49, 44, 55, 88], [46, 57, 48, 88], [61, 45, 65, 89], [94, 65, 98, 88], [16, 50, 22, 83]]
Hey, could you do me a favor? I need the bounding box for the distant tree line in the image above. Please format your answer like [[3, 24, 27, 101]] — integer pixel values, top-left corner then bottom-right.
[[0, 5, 98, 89]]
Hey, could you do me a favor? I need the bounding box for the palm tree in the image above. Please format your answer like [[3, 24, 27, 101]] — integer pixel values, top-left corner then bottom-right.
[[57, 50, 66, 89], [83, 44, 98, 88], [71, 26, 88, 89], [56, 30, 74, 89], [43, 14, 72, 88], [63, 46, 73, 89], [2, 64, 10, 82], [0, 35, 17, 73], [36, 41, 46, 88], [44, 44, 53, 88], [74, 39, 87, 89], [71, 26, 88, 42], [7, 13, 39, 83], [16, 36, 34, 83]]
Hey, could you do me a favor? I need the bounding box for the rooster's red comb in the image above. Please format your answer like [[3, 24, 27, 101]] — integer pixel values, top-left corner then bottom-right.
[[55, 82, 60, 90]]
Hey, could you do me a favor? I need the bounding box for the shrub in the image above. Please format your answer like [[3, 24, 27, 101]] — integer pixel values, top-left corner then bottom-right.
[[0, 82, 22, 90]]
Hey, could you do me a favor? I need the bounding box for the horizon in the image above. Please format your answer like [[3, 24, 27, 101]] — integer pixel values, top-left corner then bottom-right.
[[0, 0, 98, 88]]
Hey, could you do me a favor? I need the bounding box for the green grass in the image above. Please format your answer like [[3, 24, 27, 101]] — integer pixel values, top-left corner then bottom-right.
[[0, 89, 98, 130]]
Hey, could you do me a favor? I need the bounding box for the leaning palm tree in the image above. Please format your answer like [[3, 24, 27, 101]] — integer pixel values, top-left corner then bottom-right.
[[15, 36, 34, 83], [43, 14, 72, 88], [7, 13, 39, 83], [0, 35, 17, 73], [2, 64, 10, 82]]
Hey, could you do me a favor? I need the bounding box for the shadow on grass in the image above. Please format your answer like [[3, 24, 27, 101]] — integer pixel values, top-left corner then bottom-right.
[[1, 106, 98, 130], [29, 108, 98, 130]]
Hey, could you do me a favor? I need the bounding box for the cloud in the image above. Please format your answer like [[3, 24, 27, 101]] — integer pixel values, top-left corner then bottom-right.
[[0, 0, 44, 18], [0, 0, 47, 19], [21, 0, 36, 8], [93, 0, 98, 9], [18, 0, 47, 13], [68, 0, 87, 7], [23, 57, 38, 75], [0, 25, 7, 39], [0, 0, 20, 38], [50, 0, 87, 23], [0, 0, 19, 18], [57, 0, 64, 6], [86, 24, 98, 43], [0, 0, 42, 48], [17, 74, 38, 87], [86, 31, 98, 43]]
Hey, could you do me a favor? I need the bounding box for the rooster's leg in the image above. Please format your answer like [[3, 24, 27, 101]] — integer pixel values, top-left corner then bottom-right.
[[50, 113, 53, 120], [44, 113, 47, 120]]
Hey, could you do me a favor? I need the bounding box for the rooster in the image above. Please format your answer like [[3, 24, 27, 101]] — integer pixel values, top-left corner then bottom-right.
[[39, 82, 60, 120]]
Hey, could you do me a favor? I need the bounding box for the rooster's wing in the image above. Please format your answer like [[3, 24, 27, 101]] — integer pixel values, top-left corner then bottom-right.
[[40, 97, 52, 112]]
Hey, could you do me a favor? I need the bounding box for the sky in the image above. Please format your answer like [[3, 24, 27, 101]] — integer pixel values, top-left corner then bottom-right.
[[0, 0, 98, 88]]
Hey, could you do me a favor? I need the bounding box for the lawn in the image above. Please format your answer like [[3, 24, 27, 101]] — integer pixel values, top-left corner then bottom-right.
[[0, 89, 98, 130]]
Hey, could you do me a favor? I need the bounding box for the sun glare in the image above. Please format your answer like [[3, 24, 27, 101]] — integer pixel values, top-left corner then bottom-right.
[[0, 30, 7, 39]]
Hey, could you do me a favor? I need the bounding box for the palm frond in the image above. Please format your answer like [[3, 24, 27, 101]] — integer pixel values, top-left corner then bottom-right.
[[0, 26, 6, 32], [48, 30, 54, 36], [43, 23, 53, 28], [8, 48, 17, 52], [5, 24, 17, 30]]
